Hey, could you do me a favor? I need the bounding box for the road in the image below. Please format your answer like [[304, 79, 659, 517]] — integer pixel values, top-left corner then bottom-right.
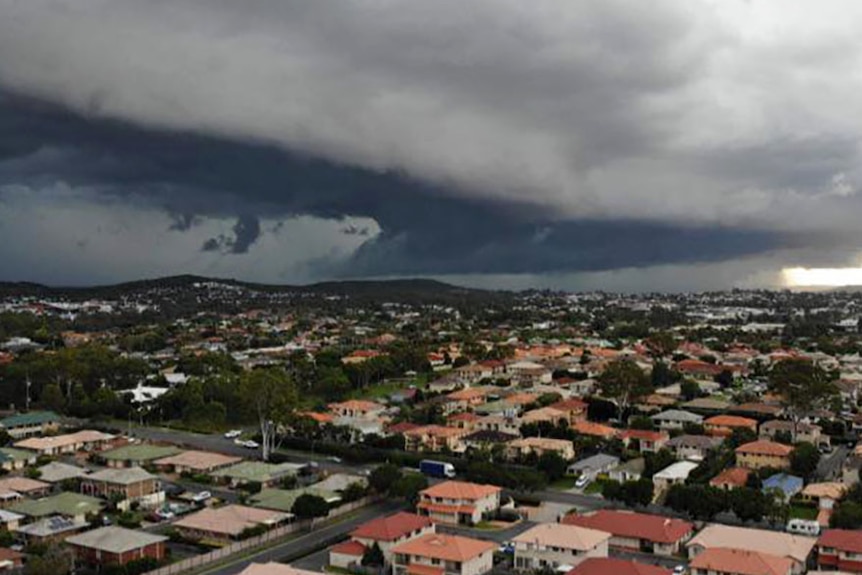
[[437, 521, 537, 544], [196, 501, 403, 575], [121, 424, 359, 475], [816, 444, 849, 481]]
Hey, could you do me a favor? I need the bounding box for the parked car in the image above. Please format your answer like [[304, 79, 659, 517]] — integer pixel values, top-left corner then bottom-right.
[[191, 491, 212, 503], [673, 566, 686, 575], [243, 440, 260, 449], [328, 456, 342, 463], [224, 429, 243, 439], [575, 475, 590, 489]]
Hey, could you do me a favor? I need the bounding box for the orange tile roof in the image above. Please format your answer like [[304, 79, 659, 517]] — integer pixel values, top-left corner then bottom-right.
[[447, 388, 488, 401], [736, 440, 793, 457], [620, 429, 668, 442], [705, 415, 758, 428], [689, 547, 793, 575], [420, 480, 501, 501], [404, 425, 468, 438], [300, 412, 334, 424], [328, 400, 385, 412], [330, 540, 366, 556], [710, 468, 751, 488], [572, 421, 618, 439], [351, 512, 434, 542], [392, 533, 494, 562], [549, 399, 588, 411]]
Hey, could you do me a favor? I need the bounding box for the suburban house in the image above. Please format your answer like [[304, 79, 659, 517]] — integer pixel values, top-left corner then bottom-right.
[[568, 558, 672, 575], [0, 477, 51, 499], [650, 410, 703, 431], [66, 526, 167, 567], [619, 430, 669, 454], [0, 411, 60, 439], [759, 420, 826, 447], [14, 516, 85, 545], [686, 524, 816, 574], [609, 458, 645, 483], [80, 467, 164, 510], [473, 416, 521, 437], [512, 523, 610, 571], [328, 400, 386, 419], [567, 454, 620, 481], [14, 430, 116, 456], [173, 505, 289, 543], [710, 468, 752, 491], [237, 563, 319, 575], [36, 462, 90, 484], [212, 461, 306, 488], [99, 444, 182, 468], [10, 492, 104, 525], [391, 533, 495, 575], [443, 387, 492, 413], [329, 512, 435, 570], [519, 407, 569, 427], [404, 426, 470, 453], [416, 481, 501, 526], [548, 399, 588, 424], [704, 415, 758, 437], [571, 421, 618, 440], [800, 482, 847, 509], [562, 510, 694, 556], [817, 529, 862, 573], [762, 473, 803, 503], [735, 441, 793, 470], [506, 437, 575, 461], [689, 547, 793, 575], [665, 435, 722, 461], [0, 548, 24, 570], [652, 461, 699, 493], [153, 450, 243, 474], [0, 447, 37, 471]]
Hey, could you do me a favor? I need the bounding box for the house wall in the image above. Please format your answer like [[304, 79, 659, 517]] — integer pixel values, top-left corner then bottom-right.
[[513, 539, 608, 571], [394, 550, 493, 575], [736, 452, 790, 470]]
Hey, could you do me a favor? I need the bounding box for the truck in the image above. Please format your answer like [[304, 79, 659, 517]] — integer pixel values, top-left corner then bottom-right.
[[420, 459, 456, 478]]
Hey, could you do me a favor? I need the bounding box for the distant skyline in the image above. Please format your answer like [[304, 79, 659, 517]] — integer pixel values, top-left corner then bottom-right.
[[2, 1, 862, 291]]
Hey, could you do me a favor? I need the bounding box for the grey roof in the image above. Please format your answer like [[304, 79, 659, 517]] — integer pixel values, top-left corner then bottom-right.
[[67, 526, 167, 553], [37, 462, 90, 483], [567, 453, 620, 473], [651, 409, 703, 423], [0, 509, 23, 523], [666, 434, 723, 449], [16, 516, 82, 537], [86, 467, 155, 485]]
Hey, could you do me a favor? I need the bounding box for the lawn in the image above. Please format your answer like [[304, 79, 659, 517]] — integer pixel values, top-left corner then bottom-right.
[[584, 480, 606, 495], [789, 504, 818, 520], [550, 476, 579, 490]]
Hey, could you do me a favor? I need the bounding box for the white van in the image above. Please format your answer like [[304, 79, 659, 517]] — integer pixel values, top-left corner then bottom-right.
[[786, 518, 820, 536]]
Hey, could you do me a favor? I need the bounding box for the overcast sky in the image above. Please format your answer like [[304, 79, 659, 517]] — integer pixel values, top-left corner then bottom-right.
[[1, 1, 862, 291]]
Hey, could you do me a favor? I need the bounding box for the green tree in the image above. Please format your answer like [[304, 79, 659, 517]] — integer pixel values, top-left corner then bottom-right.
[[40, 383, 65, 413], [790, 442, 821, 480], [240, 368, 297, 461], [645, 332, 676, 358], [391, 473, 429, 506], [537, 451, 569, 481], [680, 380, 701, 401], [369, 464, 402, 494], [769, 359, 838, 440], [362, 542, 385, 567], [291, 494, 330, 521], [25, 544, 73, 575], [597, 360, 652, 420]]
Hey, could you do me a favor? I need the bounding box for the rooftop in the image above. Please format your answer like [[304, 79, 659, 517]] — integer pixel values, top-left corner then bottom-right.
[[351, 512, 434, 542], [153, 449, 242, 470], [101, 443, 182, 462], [174, 504, 287, 536], [420, 480, 501, 501], [392, 533, 494, 562], [562, 510, 693, 544], [10, 492, 104, 518], [213, 461, 306, 482], [66, 526, 167, 553], [689, 547, 793, 575], [0, 411, 59, 428], [512, 522, 611, 551], [86, 466, 157, 485], [687, 524, 816, 564], [567, 558, 672, 575]]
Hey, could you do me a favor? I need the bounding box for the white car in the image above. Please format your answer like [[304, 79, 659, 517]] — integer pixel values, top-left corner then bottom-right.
[[224, 430, 242, 439], [243, 440, 260, 449], [673, 566, 686, 575], [575, 475, 590, 489], [191, 491, 212, 503]]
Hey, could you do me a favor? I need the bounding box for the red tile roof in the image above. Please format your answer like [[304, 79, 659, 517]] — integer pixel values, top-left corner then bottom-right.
[[391, 533, 494, 562], [620, 429, 669, 442], [387, 422, 421, 435], [567, 558, 671, 575], [330, 540, 366, 556], [351, 512, 433, 542], [705, 415, 758, 428], [561, 510, 693, 544], [819, 529, 862, 554], [710, 468, 751, 489]]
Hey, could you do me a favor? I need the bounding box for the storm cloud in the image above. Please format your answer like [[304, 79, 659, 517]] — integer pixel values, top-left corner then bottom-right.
[[1, 1, 862, 287]]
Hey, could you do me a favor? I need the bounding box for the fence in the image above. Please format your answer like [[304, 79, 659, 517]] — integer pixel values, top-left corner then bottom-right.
[[141, 496, 380, 575]]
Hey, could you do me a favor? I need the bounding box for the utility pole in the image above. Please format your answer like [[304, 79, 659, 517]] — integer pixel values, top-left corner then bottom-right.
[[25, 372, 31, 411]]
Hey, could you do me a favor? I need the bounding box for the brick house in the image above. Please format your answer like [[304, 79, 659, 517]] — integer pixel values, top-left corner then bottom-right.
[[66, 526, 167, 567]]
